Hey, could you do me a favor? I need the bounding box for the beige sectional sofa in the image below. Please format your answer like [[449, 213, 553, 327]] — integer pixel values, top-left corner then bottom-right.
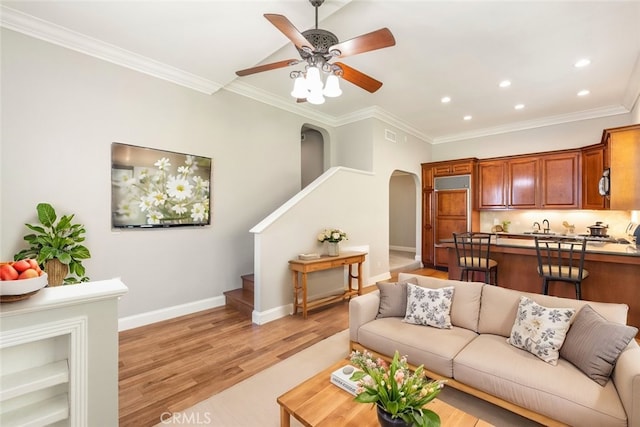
[[349, 273, 640, 427]]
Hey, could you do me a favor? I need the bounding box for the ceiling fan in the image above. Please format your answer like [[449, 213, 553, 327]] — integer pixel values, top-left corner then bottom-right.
[[235, 0, 396, 104]]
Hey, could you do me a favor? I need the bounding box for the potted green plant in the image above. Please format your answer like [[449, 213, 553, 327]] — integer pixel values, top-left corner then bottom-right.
[[14, 202, 91, 285], [349, 350, 445, 427]]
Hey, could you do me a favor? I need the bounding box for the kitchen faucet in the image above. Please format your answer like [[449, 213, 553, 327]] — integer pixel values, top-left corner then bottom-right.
[[532, 222, 541, 232], [543, 219, 550, 234]]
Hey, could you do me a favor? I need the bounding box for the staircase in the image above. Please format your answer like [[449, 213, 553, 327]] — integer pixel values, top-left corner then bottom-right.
[[224, 274, 254, 317]]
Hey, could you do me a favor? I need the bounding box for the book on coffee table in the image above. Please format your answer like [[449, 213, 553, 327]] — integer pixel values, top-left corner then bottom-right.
[[330, 365, 359, 395]]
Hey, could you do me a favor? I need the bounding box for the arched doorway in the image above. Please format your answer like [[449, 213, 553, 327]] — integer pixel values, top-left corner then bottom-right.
[[301, 126, 325, 189], [389, 170, 421, 273]]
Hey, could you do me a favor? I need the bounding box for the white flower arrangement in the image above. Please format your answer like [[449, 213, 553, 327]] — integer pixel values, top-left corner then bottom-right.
[[113, 155, 210, 225], [317, 228, 348, 243]]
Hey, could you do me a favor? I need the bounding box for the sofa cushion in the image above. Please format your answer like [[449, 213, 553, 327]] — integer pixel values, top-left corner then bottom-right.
[[560, 304, 639, 386], [398, 273, 482, 332], [454, 334, 628, 427], [376, 277, 418, 318], [356, 317, 478, 378], [478, 284, 630, 338], [403, 284, 454, 329], [507, 296, 575, 365]]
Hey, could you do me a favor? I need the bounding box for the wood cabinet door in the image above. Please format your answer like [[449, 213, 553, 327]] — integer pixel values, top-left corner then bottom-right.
[[421, 188, 434, 266], [508, 157, 539, 208], [435, 189, 469, 244], [478, 161, 507, 209], [582, 145, 607, 210], [541, 152, 580, 208]]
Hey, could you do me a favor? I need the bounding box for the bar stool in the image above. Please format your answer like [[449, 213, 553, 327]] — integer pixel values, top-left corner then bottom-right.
[[453, 232, 498, 285], [534, 236, 589, 300]]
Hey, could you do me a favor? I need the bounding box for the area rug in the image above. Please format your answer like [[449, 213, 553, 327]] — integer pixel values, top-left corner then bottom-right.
[[166, 330, 541, 426]]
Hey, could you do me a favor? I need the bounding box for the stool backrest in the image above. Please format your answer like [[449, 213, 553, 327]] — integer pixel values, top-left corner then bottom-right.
[[453, 232, 493, 269], [534, 237, 587, 280]]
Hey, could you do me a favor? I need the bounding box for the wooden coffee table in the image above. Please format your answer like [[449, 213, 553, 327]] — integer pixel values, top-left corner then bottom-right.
[[277, 360, 494, 427]]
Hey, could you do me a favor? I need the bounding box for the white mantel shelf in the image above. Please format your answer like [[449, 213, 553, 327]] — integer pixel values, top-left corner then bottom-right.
[[1, 278, 128, 427], [0, 278, 128, 318]]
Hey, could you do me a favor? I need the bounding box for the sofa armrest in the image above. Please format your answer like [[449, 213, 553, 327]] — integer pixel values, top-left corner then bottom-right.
[[349, 291, 380, 342], [612, 340, 640, 427]]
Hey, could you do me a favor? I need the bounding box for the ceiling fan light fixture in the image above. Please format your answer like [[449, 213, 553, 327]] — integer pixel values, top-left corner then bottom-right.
[[305, 66, 323, 90], [291, 76, 309, 98], [307, 88, 325, 105], [323, 74, 342, 97]]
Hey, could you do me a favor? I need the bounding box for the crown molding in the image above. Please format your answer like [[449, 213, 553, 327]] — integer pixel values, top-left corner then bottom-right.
[[2, 5, 635, 146], [0, 5, 221, 95], [432, 105, 630, 144]]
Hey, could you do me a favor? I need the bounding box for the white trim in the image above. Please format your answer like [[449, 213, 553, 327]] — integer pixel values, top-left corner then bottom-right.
[[432, 105, 630, 144], [0, 5, 220, 95], [251, 304, 293, 325], [389, 245, 416, 253], [0, 316, 88, 427], [118, 296, 225, 331]]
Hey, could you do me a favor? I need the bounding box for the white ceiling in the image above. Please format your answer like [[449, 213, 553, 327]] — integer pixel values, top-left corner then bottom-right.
[[2, 0, 639, 143]]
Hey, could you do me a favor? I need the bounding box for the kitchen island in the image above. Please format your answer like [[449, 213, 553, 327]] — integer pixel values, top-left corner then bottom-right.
[[442, 236, 640, 333]]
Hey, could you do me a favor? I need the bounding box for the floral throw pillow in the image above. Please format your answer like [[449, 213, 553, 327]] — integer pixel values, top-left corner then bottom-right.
[[507, 296, 576, 365], [403, 284, 454, 329]]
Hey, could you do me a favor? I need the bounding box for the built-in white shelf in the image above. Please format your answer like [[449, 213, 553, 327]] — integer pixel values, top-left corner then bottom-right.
[[1, 393, 69, 427], [0, 359, 69, 402], [1, 278, 128, 426]]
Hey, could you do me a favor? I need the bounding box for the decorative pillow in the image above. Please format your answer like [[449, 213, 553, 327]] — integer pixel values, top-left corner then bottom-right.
[[560, 305, 638, 385], [376, 278, 418, 318], [403, 283, 454, 329], [507, 296, 575, 365]]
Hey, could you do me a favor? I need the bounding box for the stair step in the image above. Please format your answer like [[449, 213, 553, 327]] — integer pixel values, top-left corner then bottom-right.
[[224, 288, 254, 317], [241, 274, 254, 293]]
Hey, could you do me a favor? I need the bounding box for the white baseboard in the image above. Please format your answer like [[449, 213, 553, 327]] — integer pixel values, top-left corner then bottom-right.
[[252, 304, 293, 325], [369, 272, 391, 283], [389, 245, 416, 253], [118, 296, 226, 331]]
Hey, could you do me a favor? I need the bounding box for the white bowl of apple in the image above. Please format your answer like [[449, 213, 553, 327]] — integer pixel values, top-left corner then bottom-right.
[[1, 259, 48, 301]]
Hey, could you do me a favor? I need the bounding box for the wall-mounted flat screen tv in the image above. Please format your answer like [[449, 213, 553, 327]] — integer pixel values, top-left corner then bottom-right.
[[111, 142, 212, 228]]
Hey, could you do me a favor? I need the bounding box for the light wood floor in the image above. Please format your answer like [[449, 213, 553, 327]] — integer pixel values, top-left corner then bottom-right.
[[118, 267, 447, 426]]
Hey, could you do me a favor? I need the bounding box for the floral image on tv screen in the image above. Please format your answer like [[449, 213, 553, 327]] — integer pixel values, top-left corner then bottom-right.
[[111, 142, 212, 228]]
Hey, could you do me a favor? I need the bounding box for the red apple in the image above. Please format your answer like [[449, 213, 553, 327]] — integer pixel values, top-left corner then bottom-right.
[[0, 264, 19, 280], [18, 268, 39, 280], [12, 260, 31, 273], [27, 259, 39, 270]]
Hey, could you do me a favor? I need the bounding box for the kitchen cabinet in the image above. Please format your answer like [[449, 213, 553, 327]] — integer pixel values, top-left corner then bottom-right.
[[477, 160, 508, 209], [603, 124, 640, 210], [478, 156, 538, 209], [421, 166, 434, 267], [478, 151, 579, 210], [540, 151, 581, 209], [421, 159, 478, 268], [582, 144, 608, 210]]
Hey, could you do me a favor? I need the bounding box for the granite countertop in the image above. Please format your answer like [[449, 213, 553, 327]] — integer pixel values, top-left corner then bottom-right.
[[439, 234, 640, 257]]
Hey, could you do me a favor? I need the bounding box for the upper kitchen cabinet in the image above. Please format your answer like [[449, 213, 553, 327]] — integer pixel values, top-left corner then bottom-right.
[[540, 151, 581, 209], [478, 150, 579, 210], [603, 124, 640, 210], [478, 156, 538, 209], [582, 144, 608, 210]]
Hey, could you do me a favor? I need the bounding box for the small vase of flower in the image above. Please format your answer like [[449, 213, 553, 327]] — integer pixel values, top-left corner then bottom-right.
[[317, 228, 348, 256], [349, 350, 445, 427]]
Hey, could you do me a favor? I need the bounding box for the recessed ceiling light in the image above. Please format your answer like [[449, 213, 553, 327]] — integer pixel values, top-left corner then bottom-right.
[[441, 96, 451, 103], [577, 89, 590, 96], [574, 58, 591, 68], [514, 104, 525, 110], [463, 115, 472, 121], [499, 80, 511, 88]]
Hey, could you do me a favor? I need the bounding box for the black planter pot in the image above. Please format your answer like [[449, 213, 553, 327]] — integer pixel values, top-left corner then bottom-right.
[[376, 406, 412, 427]]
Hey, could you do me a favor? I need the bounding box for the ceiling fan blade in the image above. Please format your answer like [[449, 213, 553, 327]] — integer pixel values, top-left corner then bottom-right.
[[236, 59, 298, 77], [335, 62, 383, 93], [329, 28, 396, 59], [264, 14, 312, 51]]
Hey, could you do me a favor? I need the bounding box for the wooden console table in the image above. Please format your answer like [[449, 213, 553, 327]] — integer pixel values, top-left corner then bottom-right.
[[288, 251, 367, 318]]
